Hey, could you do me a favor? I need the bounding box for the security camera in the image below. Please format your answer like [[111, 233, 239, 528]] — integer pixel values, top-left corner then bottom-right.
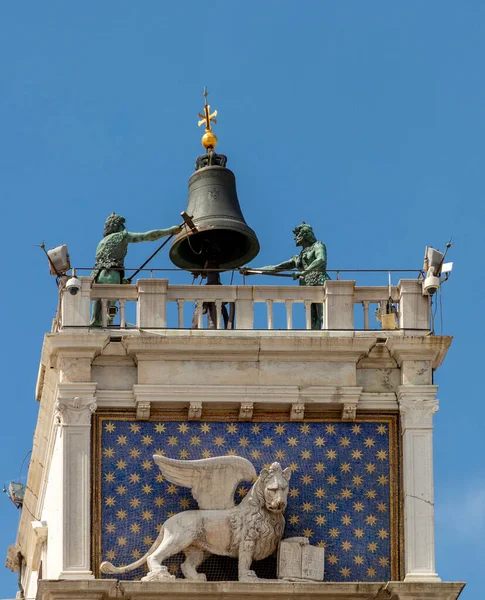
[[65, 276, 81, 296], [422, 246, 444, 296], [423, 268, 440, 295]]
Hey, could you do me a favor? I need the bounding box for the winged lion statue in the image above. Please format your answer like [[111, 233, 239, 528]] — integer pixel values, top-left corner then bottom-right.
[[100, 455, 291, 582]]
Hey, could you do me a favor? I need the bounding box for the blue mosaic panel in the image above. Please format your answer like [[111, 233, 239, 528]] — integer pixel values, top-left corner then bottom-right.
[[99, 419, 393, 581]]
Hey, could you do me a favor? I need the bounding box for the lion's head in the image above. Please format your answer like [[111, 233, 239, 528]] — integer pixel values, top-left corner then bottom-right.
[[254, 462, 291, 513]]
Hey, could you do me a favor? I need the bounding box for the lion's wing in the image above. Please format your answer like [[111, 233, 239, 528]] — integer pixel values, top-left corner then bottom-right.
[[153, 455, 257, 509]]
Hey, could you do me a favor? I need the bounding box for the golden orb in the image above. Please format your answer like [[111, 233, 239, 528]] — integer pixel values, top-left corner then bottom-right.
[[202, 130, 218, 149]]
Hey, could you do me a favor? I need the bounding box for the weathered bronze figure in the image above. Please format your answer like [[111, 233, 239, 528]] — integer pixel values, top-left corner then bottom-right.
[[90, 213, 181, 326], [251, 223, 330, 329]]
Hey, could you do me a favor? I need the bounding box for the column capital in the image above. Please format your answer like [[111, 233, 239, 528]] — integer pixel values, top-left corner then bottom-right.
[[398, 385, 439, 429], [56, 395, 97, 426], [56, 383, 97, 426]]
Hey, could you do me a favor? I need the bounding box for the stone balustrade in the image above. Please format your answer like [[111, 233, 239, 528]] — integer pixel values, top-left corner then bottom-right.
[[60, 277, 430, 332]]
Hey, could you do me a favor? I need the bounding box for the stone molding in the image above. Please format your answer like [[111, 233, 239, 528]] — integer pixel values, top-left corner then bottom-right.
[[124, 334, 375, 363], [95, 387, 405, 413], [45, 332, 110, 360], [31, 521, 48, 571], [96, 390, 134, 408], [131, 384, 363, 409], [36, 579, 465, 600], [387, 337, 452, 369]]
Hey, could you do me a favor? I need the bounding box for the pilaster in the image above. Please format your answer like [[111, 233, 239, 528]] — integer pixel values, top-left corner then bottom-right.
[[398, 280, 430, 330], [235, 286, 254, 329], [398, 384, 440, 582], [137, 279, 168, 328], [55, 382, 97, 579], [61, 277, 92, 328], [323, 280, 356, 330]]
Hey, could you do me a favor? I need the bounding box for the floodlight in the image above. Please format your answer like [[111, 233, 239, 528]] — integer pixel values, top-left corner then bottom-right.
[[47, 244, 71, 276]]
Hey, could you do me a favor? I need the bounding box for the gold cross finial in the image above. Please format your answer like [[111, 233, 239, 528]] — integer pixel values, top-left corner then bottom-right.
[[198, 87, 218, 149]]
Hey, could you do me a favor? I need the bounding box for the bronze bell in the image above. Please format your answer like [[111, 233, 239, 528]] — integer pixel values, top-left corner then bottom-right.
[[170, 158, 260, 270]]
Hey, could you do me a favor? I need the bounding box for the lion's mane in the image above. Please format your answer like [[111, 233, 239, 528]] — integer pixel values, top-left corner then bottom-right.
[[228, 475, 286, 560]]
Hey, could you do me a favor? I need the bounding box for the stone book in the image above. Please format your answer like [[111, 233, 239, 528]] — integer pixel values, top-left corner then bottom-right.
[[277, 538, 325, 582]]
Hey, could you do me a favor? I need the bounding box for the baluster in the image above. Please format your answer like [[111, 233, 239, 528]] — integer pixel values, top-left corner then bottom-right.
[[177, 299, 184, 328], [101, 299, 108, 327], [304, 301, 312, 330], [362, 300, 369, 330], [196, 300, 204, 329], [285, 300, 293, 330], [266, 299, 274, 330], [119, 300, 126, 328], [215, 300, 223, 330], [380, 300, 387, 324]]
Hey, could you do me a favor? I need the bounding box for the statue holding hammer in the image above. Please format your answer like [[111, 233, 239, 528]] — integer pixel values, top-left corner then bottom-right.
[[248, 223, 330, 330], [90, 213, 182, 326]]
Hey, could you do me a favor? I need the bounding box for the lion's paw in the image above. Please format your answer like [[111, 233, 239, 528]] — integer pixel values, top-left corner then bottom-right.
[[239, 570, 259, 582], [141, 569, 176, 582], [183, 571, 207, 581]]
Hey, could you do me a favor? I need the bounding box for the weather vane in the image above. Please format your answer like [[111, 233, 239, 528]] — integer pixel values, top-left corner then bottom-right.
[[198, 87, 218, 150]]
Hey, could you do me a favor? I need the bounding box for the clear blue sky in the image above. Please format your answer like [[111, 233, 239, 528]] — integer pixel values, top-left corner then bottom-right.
[[0, 1, 483, 597]]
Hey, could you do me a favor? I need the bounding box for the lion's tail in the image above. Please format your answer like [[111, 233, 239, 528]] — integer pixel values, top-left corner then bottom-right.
[[100, 526, 164, 575]]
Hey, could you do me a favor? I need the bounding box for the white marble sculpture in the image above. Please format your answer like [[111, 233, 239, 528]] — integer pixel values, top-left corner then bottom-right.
[[100, 455, 291, 582]]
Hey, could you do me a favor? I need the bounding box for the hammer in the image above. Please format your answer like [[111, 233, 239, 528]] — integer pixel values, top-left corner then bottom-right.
[[127, 211, 197, 282]]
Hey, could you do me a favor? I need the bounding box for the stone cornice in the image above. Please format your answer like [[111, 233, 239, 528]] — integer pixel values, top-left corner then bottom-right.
[[386, 336, 452, 369], [124, 335, 375, 363], [132, 384, 363, 409], [36, 579, 465, 600], [45, 331, 111, 361]]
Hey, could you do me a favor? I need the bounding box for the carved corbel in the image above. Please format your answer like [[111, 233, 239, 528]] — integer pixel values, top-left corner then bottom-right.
[[188, 402, 203, 421], [136, 401, 151, 420], [341, 403, 357, 421], [239, 402, 254, 421], [290, 403, 305, 421], [55, 395, 97, 426]]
